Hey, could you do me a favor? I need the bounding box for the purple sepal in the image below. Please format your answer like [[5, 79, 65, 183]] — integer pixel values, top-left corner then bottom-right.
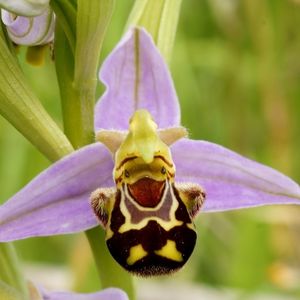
[[172, 139, 300, 212], [95, 28, 180, 131], [0, 144, 113, 241]]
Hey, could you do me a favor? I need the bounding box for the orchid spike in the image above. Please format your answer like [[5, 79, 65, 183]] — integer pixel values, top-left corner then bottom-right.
[[0, 28, 299, 276], [0, 0, 49, 17], [1, 8, 54, 45]]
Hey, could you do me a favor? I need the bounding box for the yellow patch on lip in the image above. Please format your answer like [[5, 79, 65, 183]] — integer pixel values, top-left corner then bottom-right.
[[155, 240, 183, 262], [127, 244, 148, 265]]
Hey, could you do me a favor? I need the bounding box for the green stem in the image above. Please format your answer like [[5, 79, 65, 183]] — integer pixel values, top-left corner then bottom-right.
[[54, 1, 135, 298], [54, 24, 84, 148], [86, 228, 135, 299], [0, 243, 29, 299], [50, 0, 77, 52], [0, 281, 22, 300]]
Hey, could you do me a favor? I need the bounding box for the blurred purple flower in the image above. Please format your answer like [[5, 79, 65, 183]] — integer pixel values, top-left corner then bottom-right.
[[1, 281, 128, 300], [1, 8, 55, 45], [0, 27, 299, 243], [38, 287, 128, 300]]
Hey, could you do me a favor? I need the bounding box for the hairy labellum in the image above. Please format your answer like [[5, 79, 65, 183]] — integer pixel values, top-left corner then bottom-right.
[[91, 110, 205, 276]]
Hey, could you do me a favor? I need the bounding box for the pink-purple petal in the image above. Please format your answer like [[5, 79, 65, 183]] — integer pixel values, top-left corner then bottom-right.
[[95, 27, 180, 131], [41, 287, 128, 300], [172, 139, 300, 212], [0, 143, 114, 242]]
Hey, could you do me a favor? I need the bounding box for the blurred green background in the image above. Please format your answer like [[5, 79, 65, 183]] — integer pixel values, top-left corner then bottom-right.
[[1, 0, 300, 298]]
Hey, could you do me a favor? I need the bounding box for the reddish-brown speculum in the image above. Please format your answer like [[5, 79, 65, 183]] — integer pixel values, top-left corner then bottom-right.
[[128, 178, 165, 207]]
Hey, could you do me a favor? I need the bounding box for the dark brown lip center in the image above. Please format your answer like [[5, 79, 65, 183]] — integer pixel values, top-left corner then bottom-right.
[[128, 178, 165, 208]]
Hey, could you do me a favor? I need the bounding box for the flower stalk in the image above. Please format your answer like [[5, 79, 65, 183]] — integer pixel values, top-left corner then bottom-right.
[[50, 0, 76, 52], [70, 0, 115, 147], [86, 228, 135, 300], [0, 243, 29, 299], [54, 1, 134, 298], [54, 0, 115, 148]]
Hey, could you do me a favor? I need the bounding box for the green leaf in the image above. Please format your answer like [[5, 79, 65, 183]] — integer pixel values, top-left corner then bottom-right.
[[0, 26, 73, 162], [75, 0, 115, 85]]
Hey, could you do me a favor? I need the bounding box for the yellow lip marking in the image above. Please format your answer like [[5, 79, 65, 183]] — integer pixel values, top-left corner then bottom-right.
[[118, 182, 183, 233], [127, 244, 148, 265], [155, 240, 183, 262]]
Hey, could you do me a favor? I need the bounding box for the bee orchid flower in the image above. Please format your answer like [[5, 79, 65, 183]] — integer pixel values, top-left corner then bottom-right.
[[0, 28, 299, 276]]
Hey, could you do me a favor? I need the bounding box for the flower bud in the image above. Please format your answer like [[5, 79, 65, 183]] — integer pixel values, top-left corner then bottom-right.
[[1, 8, 54, 46], [0, 0, 49, 17]]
